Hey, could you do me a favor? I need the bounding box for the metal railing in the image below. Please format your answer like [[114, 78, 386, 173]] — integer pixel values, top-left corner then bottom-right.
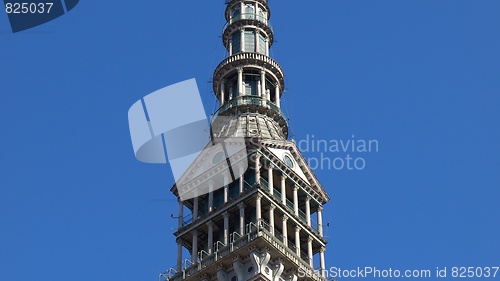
[[212, 95, 288, 128], [162, 221, 324, 281], [223, 13, 272, 33], [182, 214, 192, 227]]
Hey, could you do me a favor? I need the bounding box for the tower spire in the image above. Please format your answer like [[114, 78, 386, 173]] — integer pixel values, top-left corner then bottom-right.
[[163, 2, 330, 281], [212, 0, 287, 140]]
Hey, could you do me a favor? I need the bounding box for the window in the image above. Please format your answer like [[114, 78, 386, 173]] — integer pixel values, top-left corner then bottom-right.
[[232, 32, 241, 54], [283, 154, 294, 169], [244, 30, 255, 52], [257, 33, 266, 54], [244, 75, 257, 96]]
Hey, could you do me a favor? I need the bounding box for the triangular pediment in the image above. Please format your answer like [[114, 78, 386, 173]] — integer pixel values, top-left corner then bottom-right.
[[259, 139, 330, 203]]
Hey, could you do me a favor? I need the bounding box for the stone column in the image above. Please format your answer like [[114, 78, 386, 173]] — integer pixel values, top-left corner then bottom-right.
[[318, 206, 324, 237], [320, 247, 326, 277], [238, 202, 245, 236], [305, 196, 311, 227], [224, 174, 229, 203], [220, 80, 225, 105], [268, 163, 274, 191], [229, 85, 234, 101], [237, 67, 243, 96], [208, 181, 214, 212], [191, 230, 198, 263], [178, 199, 183, 229], [193, 193, 198, 222], [275, 85, 280, 108], [307, 237, 313, 268], [255, 153, 261, 185], [256, 194, 262, 227], [295, 226, 301, 256], [282, 215, 288, 246], [207, 221, 213, 254], [223, 212, 229, 245], [229, 39, 233, 56], [281, 174, 286, 204], [240, 29, 245, 53], [176, 238, 182, 271], [239, 165, 244, 193], [293, 185, 299, 216], [260, 69, 266, 99], [269, 204, 275, 235]]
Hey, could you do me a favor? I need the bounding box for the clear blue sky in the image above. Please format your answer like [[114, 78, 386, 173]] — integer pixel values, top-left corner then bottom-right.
[[1, 1, 499, 280]]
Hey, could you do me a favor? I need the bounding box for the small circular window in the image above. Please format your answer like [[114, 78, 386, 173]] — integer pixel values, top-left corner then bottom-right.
[[283, 155, 294, 169], [212, 151, 225, 165], [231, 276, 237, 281], [247, 266, 254, 273]]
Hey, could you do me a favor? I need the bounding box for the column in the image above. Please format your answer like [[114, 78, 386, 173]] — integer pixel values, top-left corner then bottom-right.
[[240, 29, 245, 53], [318, 206, 324, 237], [281, 174, 286, 205], [255, 30, 260, 53], [256, 194, 262, 227], [295, 226, 301, 256], [265, 39, 269, 56], [267, 163, 274, 191], [275, 85, 280, 107], [223, 212, 229, 245], [207, 221, 213, 254], [208, 181, 214, 212], [176, 238, 182, 271], [255, 153, 261, 185], [307, 237, 313, 268], [257, 79, 261, 97], [220, 80, 225, 105], [320, 247, 326, 277], [293, 185, 299, 216], [239, 165, 244, 193], [193, 193, 198, 222], [191, 230, 198, 263], [282, 215, 288, 246], [229, 39, 233, 56], [269, 204, 275, 235], [305, 196, 311, 227], [223, 174, 229, 203], [178, 199, 183, 229], [238, 202, 245, 235], [237, 67, 243, 96], [260, 69, 266, 99]]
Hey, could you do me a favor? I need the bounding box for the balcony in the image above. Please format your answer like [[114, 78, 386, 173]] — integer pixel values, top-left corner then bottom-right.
[[160, 222, 327, 281], [223, 13, 272, 34], [212, 52, 284, 95], [259, 176, 320, 234], [211, 95, 288, 132]]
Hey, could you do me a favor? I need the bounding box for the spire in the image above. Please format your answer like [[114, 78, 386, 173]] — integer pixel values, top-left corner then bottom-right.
[[211, 0, 287, 140]]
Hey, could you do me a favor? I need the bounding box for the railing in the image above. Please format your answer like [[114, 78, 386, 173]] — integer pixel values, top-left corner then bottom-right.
[[223, 13, 272, 34], [213, 52, 284, 83], [182, 213, 192, 227], [298, 208, 307, 222], [273, 188, 282, 202], [163, 221, 325, 281], [257, 176, 321, 235], [212, 95, 288, 128]]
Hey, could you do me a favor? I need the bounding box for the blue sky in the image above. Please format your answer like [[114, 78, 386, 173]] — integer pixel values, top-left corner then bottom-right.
[[1, 1, 499, 280]]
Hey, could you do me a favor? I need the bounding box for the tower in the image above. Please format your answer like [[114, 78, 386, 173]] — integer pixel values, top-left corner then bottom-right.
[[162, 1, 330, 281]]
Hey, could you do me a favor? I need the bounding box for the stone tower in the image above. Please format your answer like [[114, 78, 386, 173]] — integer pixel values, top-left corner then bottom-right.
[[162, 1, 330, 281]]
